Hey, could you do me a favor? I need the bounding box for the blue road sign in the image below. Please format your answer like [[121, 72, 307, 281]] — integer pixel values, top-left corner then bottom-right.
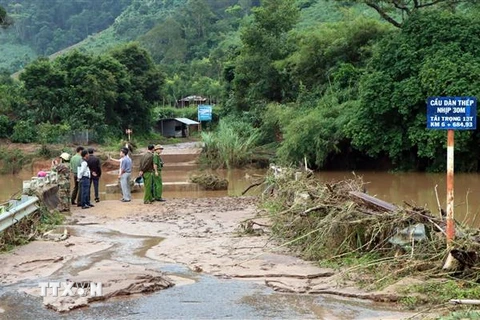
[[427, 97, 477, 130], [198, 105, 212, 121]]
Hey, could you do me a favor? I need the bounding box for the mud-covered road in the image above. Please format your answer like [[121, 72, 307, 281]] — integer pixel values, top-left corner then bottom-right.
[[0, 197, 419, 319]]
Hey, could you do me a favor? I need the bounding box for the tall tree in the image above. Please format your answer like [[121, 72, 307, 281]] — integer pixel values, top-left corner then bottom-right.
[[347, 11, 480, 171], [229, 0, 299, 111]]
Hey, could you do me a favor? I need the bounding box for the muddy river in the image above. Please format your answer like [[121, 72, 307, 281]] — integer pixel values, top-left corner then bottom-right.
[[2, 168, 480, 227]]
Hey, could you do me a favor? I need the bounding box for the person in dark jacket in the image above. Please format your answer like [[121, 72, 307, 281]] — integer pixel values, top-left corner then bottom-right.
[[86, 148, 102, 203]]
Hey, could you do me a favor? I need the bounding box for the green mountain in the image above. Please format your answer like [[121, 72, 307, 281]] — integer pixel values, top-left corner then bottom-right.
[[0, 0, 133, 71], [0, 0, 373, 73], [5, 0, 474, 172]]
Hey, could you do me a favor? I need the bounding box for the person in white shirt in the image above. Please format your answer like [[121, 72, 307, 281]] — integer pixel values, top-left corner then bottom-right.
[[77, 150, 94, 209]]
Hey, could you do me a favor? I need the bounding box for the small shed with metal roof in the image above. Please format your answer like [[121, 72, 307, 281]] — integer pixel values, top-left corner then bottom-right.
[[157, 118, 199, 138]]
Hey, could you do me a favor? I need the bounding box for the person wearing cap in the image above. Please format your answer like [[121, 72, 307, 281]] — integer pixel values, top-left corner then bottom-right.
[[51, 152, 71, 212], [153, 144, 166, 202], [70, 146, 84, 206], [138, 144, 155, 204], [86, 148, 102, 203]]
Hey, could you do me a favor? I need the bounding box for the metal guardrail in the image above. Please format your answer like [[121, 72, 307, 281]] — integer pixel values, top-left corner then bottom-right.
[[0, 195, 39, 233], [0, 170, 59, 233]]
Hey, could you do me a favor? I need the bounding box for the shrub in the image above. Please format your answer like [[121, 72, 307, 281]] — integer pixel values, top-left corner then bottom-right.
[[0, 115, 13, 138], [11, 120, 36, 143], [200, 118, 260, 168], [37, 122, 71, 144]]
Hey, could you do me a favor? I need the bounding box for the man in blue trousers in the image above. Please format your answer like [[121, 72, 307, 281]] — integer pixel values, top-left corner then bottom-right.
[[77, 150, 94, 209]]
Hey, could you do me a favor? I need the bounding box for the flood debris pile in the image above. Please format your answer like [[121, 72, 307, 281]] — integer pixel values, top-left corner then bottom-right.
[[262, 168, 480, 283], [190, 173, 228, 190]]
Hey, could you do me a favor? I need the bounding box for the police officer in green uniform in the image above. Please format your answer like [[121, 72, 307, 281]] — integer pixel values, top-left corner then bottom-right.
[[153, 144, 166, 202], [139, 144, 155, 204]]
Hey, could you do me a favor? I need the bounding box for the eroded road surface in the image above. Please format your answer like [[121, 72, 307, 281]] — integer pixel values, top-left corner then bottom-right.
[[0, 197, 417, 319]]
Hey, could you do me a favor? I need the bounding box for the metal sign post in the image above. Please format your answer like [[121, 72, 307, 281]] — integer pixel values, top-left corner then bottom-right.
[[446, 129, 454, 243], [427, 97, 477, 249], [125, 129, 132, 141]]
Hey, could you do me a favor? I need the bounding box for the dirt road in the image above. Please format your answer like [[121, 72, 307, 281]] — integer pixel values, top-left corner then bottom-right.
[[0, 195, 422, 319]]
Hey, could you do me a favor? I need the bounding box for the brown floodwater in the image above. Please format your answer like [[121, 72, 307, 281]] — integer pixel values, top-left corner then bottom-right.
[[1, 168, 480, 227]]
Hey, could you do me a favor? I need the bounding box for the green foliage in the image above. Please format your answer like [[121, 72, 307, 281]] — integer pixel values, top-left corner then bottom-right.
[[201, 117, 260, 168], [353, 0, 468, 28], [0, 0, 131, 55], [280, 17, 390, 96], [10, 120, 36, 143], [297, 1, 376, 29], [0, 147, 27, 174], [347, 11, 480, 171], [0, 42, 35, 72], [16, 44, 163, 141], [255, 17, 387, 169], [439, 311, 480, 320], [276, 97, 357, 167], [402, 280, 480, 306], [229, 0, 299, 111], [0, 114, 12, 138], [37, 123, 71, 144]]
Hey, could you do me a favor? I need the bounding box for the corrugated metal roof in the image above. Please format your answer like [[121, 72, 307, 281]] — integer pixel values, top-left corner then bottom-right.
[[178, 95, 207, 102], [174, 118, 199, 125]]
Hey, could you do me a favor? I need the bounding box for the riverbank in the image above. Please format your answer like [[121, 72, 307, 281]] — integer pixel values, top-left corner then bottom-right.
[[0, 196, 423, 319]]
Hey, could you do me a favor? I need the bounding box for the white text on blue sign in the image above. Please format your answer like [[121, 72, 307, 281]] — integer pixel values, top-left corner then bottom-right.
[[427, 97, 477, 130]]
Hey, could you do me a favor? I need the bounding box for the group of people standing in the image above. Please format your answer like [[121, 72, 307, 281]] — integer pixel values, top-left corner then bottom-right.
[[111, 144, 165, 204], [70, 146, 102, 209], [50, 143, 165, 210]]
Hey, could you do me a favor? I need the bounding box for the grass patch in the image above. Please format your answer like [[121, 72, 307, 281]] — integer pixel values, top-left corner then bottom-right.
[[439, 310, 480, 320], [401, 280, 480, 306], [200, 118, 260, 169]]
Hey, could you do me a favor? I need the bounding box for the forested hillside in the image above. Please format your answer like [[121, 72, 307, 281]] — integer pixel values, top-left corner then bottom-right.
[[1, 0, 480, 172], [0, 0, 132, 71]]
